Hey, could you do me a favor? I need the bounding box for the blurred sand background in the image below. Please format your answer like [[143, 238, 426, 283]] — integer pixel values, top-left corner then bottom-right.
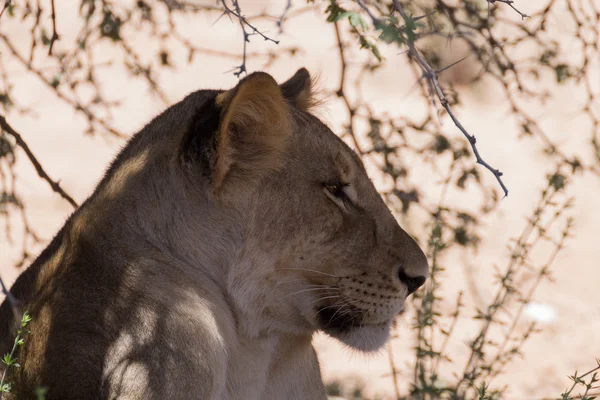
[[1, 1, 599, 398]]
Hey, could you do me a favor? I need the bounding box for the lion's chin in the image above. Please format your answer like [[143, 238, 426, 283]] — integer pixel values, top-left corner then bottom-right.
[[324, 322, 391, 352]]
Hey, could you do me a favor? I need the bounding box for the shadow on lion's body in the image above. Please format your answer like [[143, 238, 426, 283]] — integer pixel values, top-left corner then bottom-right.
[[0, 69, 429, 399]]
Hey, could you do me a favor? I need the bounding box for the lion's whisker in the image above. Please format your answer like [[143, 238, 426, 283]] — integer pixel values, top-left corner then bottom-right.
[[347, 308, 367, 326], [359, 307, 372, 327], [276, 268, 341, 279], [264, 278, 332, 302], [305, 292, 341, 307], [327, 303, 355, 325], [316, 296, 349, 309], [306, 294, 340, 306], [300, 294, 342, 315], [279, 287, 337, 300], [307, 294, 340, 307], [312, 298, 352, 321]]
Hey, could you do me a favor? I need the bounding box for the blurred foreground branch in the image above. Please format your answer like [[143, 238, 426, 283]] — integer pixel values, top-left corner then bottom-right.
[[0, 273, 20, 321]]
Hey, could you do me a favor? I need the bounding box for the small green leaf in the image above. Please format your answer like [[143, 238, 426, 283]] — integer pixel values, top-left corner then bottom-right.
[[358, 36, 383, 62], [400, 13, 418, 43], [159, 50, 170, 66], [50, 76, 60, 88], [22, 312, 32, 324], [377, 22, 404, 45], [100, 11, 123, 41], [41, 29, 51, 46], [348, 13, 367, 31], [548, 172, 566, 190], [555, 64, 570, 83], [35, 386, 49, 400], [325, 2, 347, 23]]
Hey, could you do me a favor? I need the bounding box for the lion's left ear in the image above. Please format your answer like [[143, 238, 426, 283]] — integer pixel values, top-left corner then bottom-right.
[[212, 72, 291, 194]]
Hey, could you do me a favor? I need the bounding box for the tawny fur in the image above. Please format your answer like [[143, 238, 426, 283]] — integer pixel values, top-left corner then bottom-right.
[[0, 69, 429, 400]]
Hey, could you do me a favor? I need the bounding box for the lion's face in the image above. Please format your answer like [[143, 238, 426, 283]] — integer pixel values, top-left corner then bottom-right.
[[209, 70, 429, 352], [237, 109, 428, 352]]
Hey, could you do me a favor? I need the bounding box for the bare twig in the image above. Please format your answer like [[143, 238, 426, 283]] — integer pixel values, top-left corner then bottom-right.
[[355, 0, 381, 25], [333, 22, 364, 154], [431, 291, 464, 377], [0, 34, 124, 137], [48, 0, 60, 55], [276, 0, 292, 32], [0, 0, 9, 18], [487, 0, 529, 19], [0, 116, 78, 208], [387, 328, 402, 400], [28, 0, 42, 65], [164, 0, 222, 12], [391, 0, 509, 197]]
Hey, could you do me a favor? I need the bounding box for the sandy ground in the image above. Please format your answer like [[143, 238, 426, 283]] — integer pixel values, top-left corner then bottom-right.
[[1, 1, 599, 399]]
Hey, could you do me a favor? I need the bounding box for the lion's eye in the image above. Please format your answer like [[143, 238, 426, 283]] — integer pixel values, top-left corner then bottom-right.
[[323, 181, 352, 209], [324, 182, 347, 199]]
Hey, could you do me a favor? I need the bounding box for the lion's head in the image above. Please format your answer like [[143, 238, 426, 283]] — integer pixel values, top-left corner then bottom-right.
[[178, 69, 430, 352]]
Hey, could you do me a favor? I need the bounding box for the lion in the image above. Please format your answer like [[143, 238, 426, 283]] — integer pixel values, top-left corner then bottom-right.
[[0, 68, 429, 399]]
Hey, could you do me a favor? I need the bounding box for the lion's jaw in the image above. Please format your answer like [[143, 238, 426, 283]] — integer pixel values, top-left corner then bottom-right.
[[226, 251, 409, 352]]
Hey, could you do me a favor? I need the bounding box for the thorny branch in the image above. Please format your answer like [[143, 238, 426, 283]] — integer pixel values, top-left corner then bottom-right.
[[0, 116, 78, 208], [218, 0, 280, 77], [391, 0, 509, 197]]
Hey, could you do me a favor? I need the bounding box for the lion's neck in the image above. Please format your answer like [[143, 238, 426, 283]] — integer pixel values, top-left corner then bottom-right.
[[83, 161, 312, 341], [101, 163, 245, 284]]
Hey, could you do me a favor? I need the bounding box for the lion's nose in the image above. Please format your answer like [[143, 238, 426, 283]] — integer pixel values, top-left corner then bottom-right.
[[398, 268, 427, 295], [392, 228, 429, 295]]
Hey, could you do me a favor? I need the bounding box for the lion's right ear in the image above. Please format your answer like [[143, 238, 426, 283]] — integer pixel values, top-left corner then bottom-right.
[[280, 68, 318, 111], [187, 72, 291, 197]]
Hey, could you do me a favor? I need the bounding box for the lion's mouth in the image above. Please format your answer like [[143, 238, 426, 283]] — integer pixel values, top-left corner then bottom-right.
[[315, 304, 389, 333], [314, 303, 395, 352]]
